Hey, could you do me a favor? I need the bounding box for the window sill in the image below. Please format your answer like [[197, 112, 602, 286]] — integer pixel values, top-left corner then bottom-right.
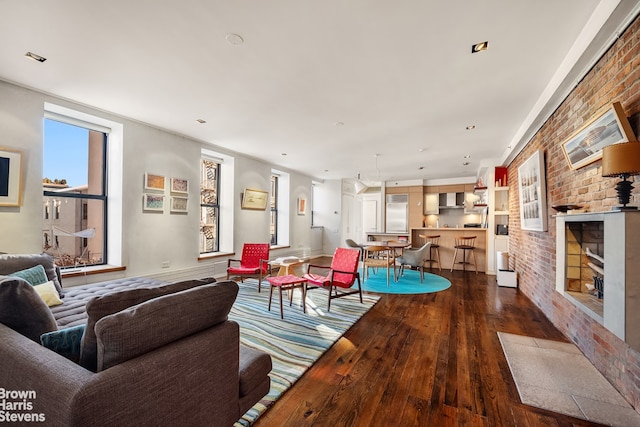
[[198, 252, 234, 261], [60, 265, 126, 279], [270, 245, 291, 250]]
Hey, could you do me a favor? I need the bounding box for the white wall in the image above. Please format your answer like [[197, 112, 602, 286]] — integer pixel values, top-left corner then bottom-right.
[[0, 80, 316, 282], [311, 179, 342, 255]]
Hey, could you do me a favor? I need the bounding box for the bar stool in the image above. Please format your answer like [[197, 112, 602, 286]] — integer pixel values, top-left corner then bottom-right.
[[450, 236, 477, 273], [419, 234, 441, 271]]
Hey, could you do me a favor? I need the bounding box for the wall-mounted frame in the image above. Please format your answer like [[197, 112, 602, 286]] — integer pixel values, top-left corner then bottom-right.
[[170, 177, 189, 194], [144, 173, 165, 191], [518, 149, 548, 231], [143, 193, 165, 212], [0, 147, 23, 207], [241, 188, 268, 210], [297, 197, 306, 215], [170, 196, 188, 213], [561, 102, 636, 170]]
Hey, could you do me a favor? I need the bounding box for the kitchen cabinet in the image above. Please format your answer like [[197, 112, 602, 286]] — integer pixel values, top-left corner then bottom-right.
[[424, 193, 439, 215]]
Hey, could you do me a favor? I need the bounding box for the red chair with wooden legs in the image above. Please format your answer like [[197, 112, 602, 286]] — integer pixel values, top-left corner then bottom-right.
[[227, 243, 272, 292], [303, 247, 362, 311]]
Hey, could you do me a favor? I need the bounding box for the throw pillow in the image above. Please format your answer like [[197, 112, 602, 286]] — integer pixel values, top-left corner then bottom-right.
[[33, 280, 63, 307], [9, 264, 49, 286], [0, 277, 58, 342], [40, 324, 85, 363], [95, 281, 238, 371], [0, 253, 63, 296], [79, 277, 217, 372]]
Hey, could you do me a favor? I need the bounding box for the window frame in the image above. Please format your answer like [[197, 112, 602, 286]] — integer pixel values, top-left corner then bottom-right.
[[43, 117, 109, 268]]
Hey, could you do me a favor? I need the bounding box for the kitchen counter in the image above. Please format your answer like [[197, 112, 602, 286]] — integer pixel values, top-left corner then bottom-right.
[[410, 227, 487, 272]]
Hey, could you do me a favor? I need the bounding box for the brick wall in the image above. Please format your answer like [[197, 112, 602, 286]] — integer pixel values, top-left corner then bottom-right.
[[508, 15, 640, 410]]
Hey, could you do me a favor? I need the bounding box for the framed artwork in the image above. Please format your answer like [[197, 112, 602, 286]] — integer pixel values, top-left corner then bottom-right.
[[241, 188, 268, 210], [297, 197, 306, 215], [0, 147, 23, 207], [561, 102, 636, 170], [143, 194, 165, 212], [170, 177, 189, 194], [170, 196, 188, 213], [518, 149, 548, 231], [144, 173, 165, 191]]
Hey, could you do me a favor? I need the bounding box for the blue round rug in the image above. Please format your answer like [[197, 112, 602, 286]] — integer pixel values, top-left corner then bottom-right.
[[358, 267, 451, 294]]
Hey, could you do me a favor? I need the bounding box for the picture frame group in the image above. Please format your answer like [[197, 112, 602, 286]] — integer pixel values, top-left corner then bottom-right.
[[143, 173, 189, 213]]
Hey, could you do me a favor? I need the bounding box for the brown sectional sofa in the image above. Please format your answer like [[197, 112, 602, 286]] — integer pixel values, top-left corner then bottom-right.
[[0, 254, 272, 426]]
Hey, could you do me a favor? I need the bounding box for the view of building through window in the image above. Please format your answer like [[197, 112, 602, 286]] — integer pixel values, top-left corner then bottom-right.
[[43, 119, 107, 268], [200, 158, 220, 253]]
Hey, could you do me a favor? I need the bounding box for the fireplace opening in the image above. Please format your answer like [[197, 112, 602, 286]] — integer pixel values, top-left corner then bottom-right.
[[565, 221, 604, 317]]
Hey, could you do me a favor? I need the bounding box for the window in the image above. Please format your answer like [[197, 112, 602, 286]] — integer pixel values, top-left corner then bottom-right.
[[43, 118, 107, 268], [200, 158, 220, 254], [270, 174, 278, 245], [270, 169, 290, 247]]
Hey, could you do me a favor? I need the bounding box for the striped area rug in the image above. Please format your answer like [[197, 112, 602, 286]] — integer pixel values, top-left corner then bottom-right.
[[231, 279, 380, 426]]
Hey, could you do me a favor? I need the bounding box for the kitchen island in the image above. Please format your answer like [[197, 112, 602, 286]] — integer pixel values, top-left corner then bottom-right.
[[410, 227, 487, 272]]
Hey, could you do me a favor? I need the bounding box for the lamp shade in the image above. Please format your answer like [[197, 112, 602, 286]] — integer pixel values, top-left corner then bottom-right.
[[354, 180, 368, 194], [602, 142, 640, 177]]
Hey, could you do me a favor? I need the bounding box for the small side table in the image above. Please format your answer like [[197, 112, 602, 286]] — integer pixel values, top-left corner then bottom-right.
[[266, 274, 307, 319], [270, 257, 304, 276]]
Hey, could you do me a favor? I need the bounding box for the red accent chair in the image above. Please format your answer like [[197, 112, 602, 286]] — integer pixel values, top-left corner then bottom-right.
[[227, 243, 271, 292], [303, 247, 362, 311]]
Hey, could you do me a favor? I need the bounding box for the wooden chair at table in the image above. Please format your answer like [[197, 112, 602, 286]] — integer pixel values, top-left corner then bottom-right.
[[450, 236, 478, 274], [303, 247, 362, 311], [419, 234, 442, 271], [362, 245, 396, 287], [226, 243, 272, 292]]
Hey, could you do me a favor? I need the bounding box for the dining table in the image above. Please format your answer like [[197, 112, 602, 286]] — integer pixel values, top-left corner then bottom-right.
[[360, 240, 411, 283]]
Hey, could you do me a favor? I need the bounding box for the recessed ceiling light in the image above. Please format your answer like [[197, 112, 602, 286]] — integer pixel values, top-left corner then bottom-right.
[[464, 154, 471, 159], [418, 166, 424, 170], [226, 33, 244, 45], [418, 148, 425, 152], [466, 125, 476, 130], [471, 41, 488, 53], [25, 51, 46, 62], [196, 119, 206, 124], [335, 121, 344, 127], [463, 162, 470, 166]]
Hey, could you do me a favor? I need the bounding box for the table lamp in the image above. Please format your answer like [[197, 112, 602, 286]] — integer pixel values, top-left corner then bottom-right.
[[601, 141, 640, 210]]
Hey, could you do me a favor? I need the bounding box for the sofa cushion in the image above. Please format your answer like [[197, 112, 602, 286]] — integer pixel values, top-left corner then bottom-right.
[[0, 277, 58, 342], [79, 277, 217, 371], [33, 281, 63, 307], [9, 264, 49, 286], [239, 345, 273, 396], [0, 253, 63, 296], [40, 324, 85, 363], [95, 281, 239, 371]]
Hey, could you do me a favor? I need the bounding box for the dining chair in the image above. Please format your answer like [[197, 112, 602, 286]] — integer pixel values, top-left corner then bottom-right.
[[362, 245, 396, 287], [345, 239, 364, 261], [396, 242, 431, 282]]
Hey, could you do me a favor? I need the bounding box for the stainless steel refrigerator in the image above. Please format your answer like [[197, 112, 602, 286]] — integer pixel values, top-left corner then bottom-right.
[[385, 194, 408, 233]]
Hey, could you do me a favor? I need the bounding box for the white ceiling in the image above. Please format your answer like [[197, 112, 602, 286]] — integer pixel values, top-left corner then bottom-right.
[[1, 1, 639, 184]]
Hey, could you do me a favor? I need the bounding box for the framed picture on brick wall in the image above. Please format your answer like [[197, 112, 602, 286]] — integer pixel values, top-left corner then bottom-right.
[[561, 102, 636, 170], [518, 149, 548, 232]]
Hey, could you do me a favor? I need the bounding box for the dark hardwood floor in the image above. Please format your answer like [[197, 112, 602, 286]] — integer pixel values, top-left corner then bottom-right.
[[254, 259, 606, 427]]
